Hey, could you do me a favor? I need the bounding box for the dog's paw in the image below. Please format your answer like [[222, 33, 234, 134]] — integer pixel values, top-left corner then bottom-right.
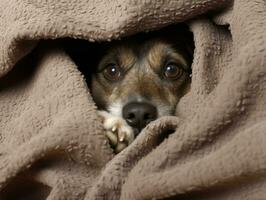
[[99, 111, 134, 153]]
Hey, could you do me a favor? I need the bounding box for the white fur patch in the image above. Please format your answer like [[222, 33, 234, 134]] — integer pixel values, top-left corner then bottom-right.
[[99, 110, 134, 144], [108, 101, 123, 117]]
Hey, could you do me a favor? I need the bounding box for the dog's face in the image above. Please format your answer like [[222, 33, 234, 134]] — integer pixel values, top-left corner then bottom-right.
[[91, 30, 193, 135]]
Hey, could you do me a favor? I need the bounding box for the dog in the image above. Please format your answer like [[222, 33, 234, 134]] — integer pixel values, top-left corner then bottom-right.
[[90, 26, 194, 153]]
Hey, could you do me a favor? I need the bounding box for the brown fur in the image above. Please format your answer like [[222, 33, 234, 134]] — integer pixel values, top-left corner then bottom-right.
[[91, 33, 193, 117]]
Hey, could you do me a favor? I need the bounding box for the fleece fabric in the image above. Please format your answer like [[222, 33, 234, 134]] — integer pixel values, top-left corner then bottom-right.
[[0, 0, 266, 199]]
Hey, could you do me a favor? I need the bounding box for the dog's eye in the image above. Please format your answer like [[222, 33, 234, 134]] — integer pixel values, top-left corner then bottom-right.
[[103, 64, 122, 81], [163, 63, 183, 80]]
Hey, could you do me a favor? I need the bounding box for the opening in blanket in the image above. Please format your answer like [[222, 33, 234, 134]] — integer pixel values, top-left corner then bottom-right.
[[63, 23, 194, 153]]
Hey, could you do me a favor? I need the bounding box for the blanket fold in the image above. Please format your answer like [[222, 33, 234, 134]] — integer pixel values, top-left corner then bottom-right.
[[0, 0, 266, 199]]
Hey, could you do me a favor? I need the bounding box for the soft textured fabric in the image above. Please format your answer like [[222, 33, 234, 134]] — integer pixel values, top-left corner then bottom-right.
[[0, 0, 266, 199]]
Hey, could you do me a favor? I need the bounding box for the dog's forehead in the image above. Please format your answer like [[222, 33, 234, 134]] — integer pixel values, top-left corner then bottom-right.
[[110, 39, 174, 67], [100, 37, 188, 75], [117, 39, 172, 57]]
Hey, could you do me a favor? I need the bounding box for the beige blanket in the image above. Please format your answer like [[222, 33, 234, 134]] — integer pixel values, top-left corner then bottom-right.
[[0, 0, 266, 199]]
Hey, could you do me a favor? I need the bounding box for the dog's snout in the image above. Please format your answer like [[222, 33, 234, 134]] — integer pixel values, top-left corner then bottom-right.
[[122, 102, 157, 133]]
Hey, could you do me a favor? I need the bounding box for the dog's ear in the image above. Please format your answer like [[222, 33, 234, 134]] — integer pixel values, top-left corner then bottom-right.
[[146, 23, 194, 66], [177, 31, 194, 67], [62, 38, 112, 85], [167, 25, 194, 67]]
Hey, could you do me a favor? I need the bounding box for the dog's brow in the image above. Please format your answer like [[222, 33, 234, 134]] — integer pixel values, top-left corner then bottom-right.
[[146, 43, 166, 72], [96, 46, 135, 72], [147, 42, 189, 73], [168, 50, 189, 68], [96, 52, 117, 72], [117, 47, 136, 71]]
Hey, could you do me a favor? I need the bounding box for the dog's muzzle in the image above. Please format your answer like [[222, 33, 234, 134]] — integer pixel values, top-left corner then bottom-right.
[[122, 102, 157, 135]]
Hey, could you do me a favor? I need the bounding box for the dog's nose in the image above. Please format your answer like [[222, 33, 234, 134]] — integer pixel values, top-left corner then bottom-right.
[[122, 102, 157, 134]]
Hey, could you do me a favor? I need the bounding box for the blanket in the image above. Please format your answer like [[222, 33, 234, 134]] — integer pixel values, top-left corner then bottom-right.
[[0, 0, 266, 199]]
